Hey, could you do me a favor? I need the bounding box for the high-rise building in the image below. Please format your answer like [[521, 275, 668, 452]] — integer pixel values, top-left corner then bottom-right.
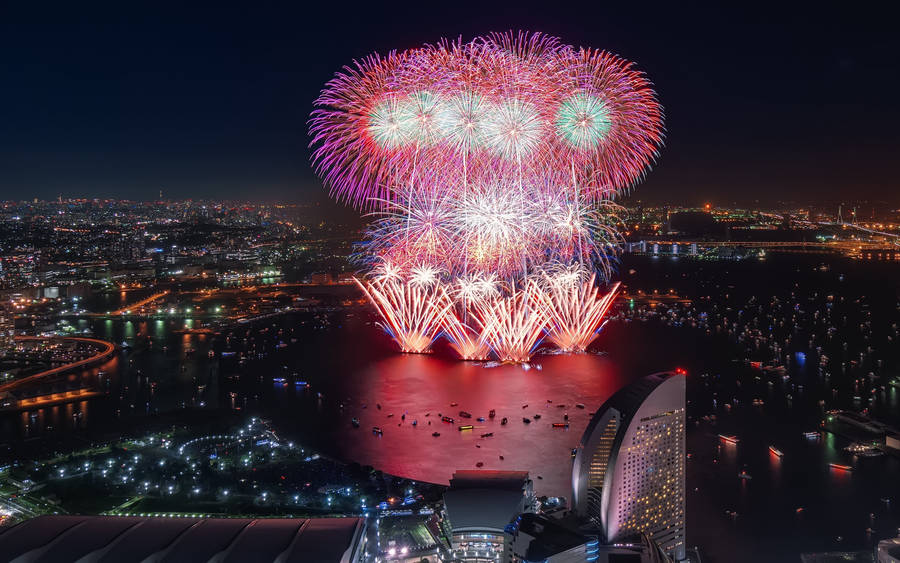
[[442, 470, 536, 562], [572, 371, 686, 561]]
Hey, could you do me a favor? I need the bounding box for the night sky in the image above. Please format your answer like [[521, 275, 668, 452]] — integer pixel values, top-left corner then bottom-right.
[[1, 3, 898, 205]]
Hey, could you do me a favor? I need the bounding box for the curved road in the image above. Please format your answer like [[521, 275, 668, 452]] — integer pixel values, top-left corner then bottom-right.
[[0, 336, 116, 393]]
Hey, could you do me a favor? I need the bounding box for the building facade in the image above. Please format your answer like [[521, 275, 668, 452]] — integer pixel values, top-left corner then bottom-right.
[[572, 371, 686, 561], [442, 470, 536, 562]]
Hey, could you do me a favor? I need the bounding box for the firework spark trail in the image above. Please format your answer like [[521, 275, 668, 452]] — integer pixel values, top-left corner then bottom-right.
[[355, 278, 451, 354], [472, 281, 548, 363], [441, 306, 492, 361], [542, 276, 621, 352]]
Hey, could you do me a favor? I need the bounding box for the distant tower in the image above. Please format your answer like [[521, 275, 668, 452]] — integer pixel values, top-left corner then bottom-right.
[[572, 371, 687, 561], [159, 189, 163, 201]]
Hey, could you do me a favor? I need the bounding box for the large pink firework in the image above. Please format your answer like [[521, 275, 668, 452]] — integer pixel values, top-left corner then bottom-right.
[[309, 31, 663, 209], [313, 32, 662, 362]]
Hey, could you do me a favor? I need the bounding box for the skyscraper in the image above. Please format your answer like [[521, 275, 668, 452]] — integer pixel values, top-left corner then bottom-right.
[[572, 371, 686, 561]]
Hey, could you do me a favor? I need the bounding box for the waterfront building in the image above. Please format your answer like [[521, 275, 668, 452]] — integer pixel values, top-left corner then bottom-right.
[[0, 515, 366, 562], [442, 470, 536, 562], [572, 371, 686, 561]]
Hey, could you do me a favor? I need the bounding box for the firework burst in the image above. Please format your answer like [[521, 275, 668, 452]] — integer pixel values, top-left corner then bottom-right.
[[312, 32, 662, 362]]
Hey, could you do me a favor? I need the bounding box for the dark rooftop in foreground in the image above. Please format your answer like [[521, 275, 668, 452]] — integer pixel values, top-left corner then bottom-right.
[[448, 470, 531, 491], [0, 515, 365, 563]]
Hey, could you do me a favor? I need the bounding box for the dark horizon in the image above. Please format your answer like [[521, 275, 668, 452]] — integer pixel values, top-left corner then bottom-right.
[[1, 3, 898, 205]]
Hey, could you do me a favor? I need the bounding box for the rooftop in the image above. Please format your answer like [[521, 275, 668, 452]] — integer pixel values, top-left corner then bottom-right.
[[0, 515, 364, 563]]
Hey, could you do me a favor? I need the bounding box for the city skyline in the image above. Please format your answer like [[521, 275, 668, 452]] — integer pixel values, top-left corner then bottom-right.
[[2, 6, 900, 563]]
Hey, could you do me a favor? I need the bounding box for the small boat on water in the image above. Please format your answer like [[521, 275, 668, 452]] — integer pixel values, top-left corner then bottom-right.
[[522, 417, 531, 424], [432, 432, 440, 437], [575, 403, 585, 409], [501, 417, 508, 425], [458, 425, 474, 431], [489, 409, 496, 418], [372, 426, 383, 435], [829, 463, 853, 472], [351, 418, 360, 428], [442, 416, 454, 423], [718, 434, 739, 444], [476, 462, 484, 467], [450, 402, 458, 407], [769, 446, 784, 457], [552, 422, 569, 428], [481, 432, 493, 438], [459, 411, 472, 418], [533, 414, 541, 420]]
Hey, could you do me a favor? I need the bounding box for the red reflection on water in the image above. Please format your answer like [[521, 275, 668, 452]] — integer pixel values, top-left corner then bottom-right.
[[328, 351, 631, 496]]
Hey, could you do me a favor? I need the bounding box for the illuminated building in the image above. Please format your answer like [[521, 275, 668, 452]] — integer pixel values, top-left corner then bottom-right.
[[442, 470, 536, 562], [572, 371, 686, 561]]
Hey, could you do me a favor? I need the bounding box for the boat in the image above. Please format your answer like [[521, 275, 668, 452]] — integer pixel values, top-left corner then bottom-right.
[[489, 409, 496, 418], [718, 434, 740, 444], [476, 417, 485, 422], [501, 417, 508, 425], [552, 422, 569, 428], [351, 418, 360, 428], [459, 411, 472, 418], [533, 414, 541, 420], [480, 432, 493, 438], [575, 403, 585, 409], [442, 416, 454, 423], [803, 431, 820, 439], [499, 455, 504, 460], [522, 418, 531, 424], [372, 427, 383, 435], [844, 442, 883, 457], [829, 463, 853, 472], [476, 462, 484, 468], [450, 402, 458, 407], [522, 404, 528, 409], [458, 425, 474, 431], [432, 432, 440, 437], [738, 471, 752, 480], [769, 446, 784, 457]]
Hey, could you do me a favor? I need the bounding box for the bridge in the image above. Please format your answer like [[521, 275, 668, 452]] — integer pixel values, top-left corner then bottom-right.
[[623, 239, 895, 256], [0, 336, 116, 394]]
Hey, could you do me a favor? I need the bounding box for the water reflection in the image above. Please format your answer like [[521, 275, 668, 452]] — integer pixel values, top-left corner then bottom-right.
[[319, 351, 630, 495]]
